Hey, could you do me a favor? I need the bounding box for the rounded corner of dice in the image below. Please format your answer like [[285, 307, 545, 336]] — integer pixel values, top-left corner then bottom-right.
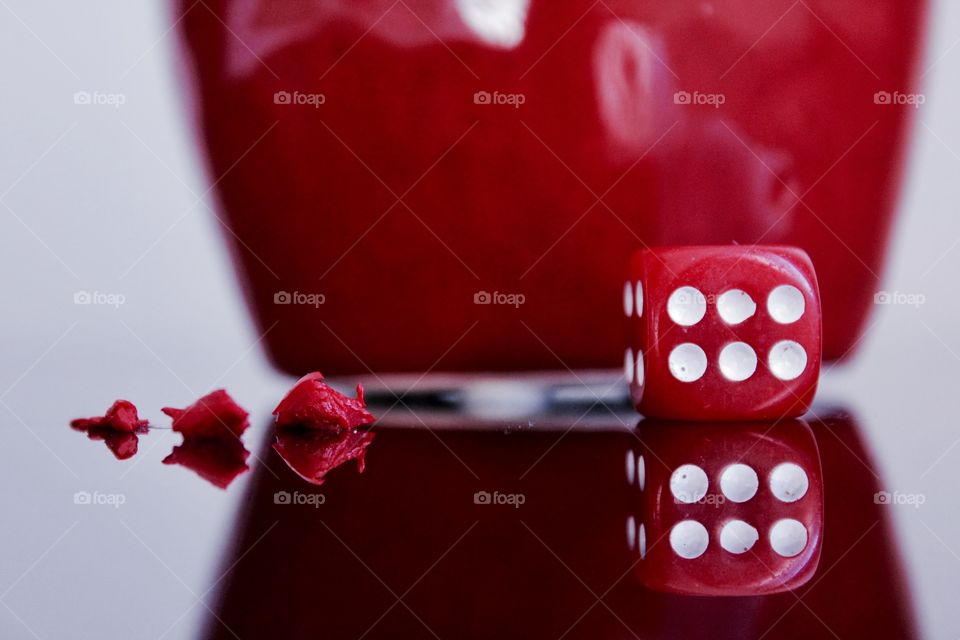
[[624, 245, 822, 421]]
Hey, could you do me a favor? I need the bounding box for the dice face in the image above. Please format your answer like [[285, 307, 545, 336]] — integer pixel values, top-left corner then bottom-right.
[[625, 245, 821, 420], [628, 420, 823, 596]]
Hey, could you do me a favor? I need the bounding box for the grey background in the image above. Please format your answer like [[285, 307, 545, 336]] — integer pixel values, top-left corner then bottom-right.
[[0, 1, 958, 638]]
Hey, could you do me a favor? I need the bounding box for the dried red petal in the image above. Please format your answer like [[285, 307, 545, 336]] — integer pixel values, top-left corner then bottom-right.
[[162, 389, 249, 439], [273, 372, 375, 432], [272, 427, 375, 486], [70, 399, 148, 433], [163, 437, 250, 489]]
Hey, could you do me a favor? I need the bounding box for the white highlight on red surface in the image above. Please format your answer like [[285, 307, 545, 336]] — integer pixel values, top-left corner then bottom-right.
[[720, 520, 759, 554], [718, 341, 758, 381], [717, 289, 757, 325], [635, 350, 645, 386], [627, 515, 636, 550], [625, 348, 635, 384], [667, 286, 707, 326], [669, 343, 708, 382], [455, 0, 530, 48], [593, 20, 658, 150], [623, 282, 633, 317], [638, 523, 647, 559], [637, 454, 646, 491], [768, 340, 808, 380], [769, 519, 808, 557], [767, 284, 805, 324], [626, 450, 635, 486], [670, 520, 709, 559], [720, 463, 759, 503], [635, 281, 644, 317], [770, 463, 809, 502], [670, 464, 708, 503]]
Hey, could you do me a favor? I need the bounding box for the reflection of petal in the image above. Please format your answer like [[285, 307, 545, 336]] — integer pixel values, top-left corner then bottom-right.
[[79, 426, 146, 461], [273, 428, 375, 486], [162, 437, 251, 490]]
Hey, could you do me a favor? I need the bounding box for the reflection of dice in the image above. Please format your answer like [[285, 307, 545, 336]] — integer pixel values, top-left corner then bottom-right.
[[624, 245, 821, 420], [628, 420, 823, 595]]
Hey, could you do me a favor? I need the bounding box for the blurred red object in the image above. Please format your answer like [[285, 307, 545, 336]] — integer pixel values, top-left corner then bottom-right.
[[178, 0, 925, 374], [272, 427, 374, 486], [163, 437, 250, 489]]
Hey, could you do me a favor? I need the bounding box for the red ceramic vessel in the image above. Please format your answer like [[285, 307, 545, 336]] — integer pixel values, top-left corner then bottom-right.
[[177, 0, 925, 374]]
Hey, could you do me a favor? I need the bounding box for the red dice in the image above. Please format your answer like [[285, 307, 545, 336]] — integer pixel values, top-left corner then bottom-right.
[[625, 245, 821, 420], [629, 420, 823, 596]]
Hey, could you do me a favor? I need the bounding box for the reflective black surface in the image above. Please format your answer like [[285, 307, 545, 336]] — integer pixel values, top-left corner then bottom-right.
[[198, 404, 914, 639]]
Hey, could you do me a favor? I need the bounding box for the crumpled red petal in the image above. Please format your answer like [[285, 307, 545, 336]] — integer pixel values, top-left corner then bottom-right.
[[79, 426, 146, 460], [273, 372, 375, 432], [162, 389, 249, 439], [70, 399, 148, 433]]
